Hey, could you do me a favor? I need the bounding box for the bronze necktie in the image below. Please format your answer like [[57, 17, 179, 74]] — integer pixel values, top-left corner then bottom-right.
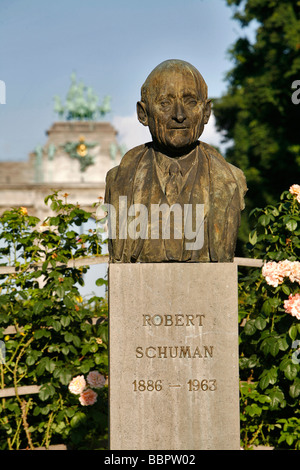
[[165, 162, 182, 205], [164, 162, 183, 260]]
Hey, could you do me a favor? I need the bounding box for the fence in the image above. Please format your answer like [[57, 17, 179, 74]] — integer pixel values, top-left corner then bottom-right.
[[0, 255, 262, 401]]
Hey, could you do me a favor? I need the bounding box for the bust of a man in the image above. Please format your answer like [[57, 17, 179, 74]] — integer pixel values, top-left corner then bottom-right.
[[105, 59, 247, 263]]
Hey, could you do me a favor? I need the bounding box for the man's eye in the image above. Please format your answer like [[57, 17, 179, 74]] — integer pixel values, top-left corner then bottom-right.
[[186, 99, 197, 106], [160, 100, 171, 108]]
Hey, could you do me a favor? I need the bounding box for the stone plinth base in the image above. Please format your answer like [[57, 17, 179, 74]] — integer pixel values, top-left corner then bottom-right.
[[109, 263, 240, 450]]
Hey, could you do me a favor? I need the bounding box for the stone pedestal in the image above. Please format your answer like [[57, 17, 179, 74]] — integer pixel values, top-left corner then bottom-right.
[[109, 263, 240, 450]]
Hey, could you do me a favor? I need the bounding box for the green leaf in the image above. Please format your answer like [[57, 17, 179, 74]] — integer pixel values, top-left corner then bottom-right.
[[55, 285, 65, 298], [246, 354, 259, 368], [95, 278, 108, 287], [259, 374, 270, 390], [61, 345, 69, 355], [33, 301, 45, 315], [42, 260, 49, 273], [49, 215, 60, 225], [289, 380, 300, 399], [94, 352, 108, 366], [277, 336, 289, 351], [89, 343, 98, 353], [72, 335, 81, 348], [281, 284, 290, 295], [284, 362, 298, 381], [60, 315, 71, 327], [279, 357, 299, 381], [66, 231, 77, 239], [26, 355, 36, 367], [244, 319, 256, 335], [63, 295, 74, 309], [58, 368, 72, 385], [269, 340, 280, 357], [289, 325, 298, 341], [70, 412, 87, 429], [259, 366, 277, 390], [39, 383, 56, 401], [64, 332, 73, 343], [51, 320, 61, 332], [245, 403, 262, 417], [255, 316, 267, 330], [268, 388, 286, 410], [97, 324, 108, 343], [65, 408, 76, 418], [26, 350, 41, 366], [261, 299, 272, 316], [260, 336, 280, 357], [249, 230, 257, 245], [36, 361, 46, 376], [45, 358, 56, 373], [258, 214, 271, 227], [33, 406, 41, 416], [34, 329, 51, 340], [286, 219, 297, 231]]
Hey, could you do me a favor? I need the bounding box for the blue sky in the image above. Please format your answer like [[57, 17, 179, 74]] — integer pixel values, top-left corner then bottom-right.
[[0, 0, 256, 161]]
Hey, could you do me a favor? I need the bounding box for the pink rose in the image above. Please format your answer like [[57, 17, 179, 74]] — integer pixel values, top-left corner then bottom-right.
[[68, 375, 86, 395], [87, 371, 106, 389], [289, 184, 300, 203], [262, 260, 300, 287], [262, 261, 284, 287], [278, 260, 293, 278], [79, 388, 98, 406], [289, 184, 300, 195], [284, 293, 300, 320], [289, 261, 300, 285]]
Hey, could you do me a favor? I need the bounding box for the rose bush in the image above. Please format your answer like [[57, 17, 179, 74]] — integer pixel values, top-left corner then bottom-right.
[[0, 192, 109, 450], [69, 371, 106, 407], [239, 187, 300, 449]]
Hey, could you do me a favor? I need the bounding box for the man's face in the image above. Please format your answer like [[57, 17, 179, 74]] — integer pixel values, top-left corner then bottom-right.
[[139, 69, 210, 154]]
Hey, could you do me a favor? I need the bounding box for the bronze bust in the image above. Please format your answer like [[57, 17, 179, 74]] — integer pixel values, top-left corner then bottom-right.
[[105, 59, 247, 263]]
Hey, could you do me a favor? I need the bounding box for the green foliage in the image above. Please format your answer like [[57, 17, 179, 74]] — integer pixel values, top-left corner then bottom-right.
[[213, 0, 300, 251], [239, 189, 300, 449], [0, 192, 108, 450], [248, 189, 300, 260]]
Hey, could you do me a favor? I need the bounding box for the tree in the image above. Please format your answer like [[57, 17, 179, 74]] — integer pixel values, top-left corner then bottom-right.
[[213, 0, 300, 251]]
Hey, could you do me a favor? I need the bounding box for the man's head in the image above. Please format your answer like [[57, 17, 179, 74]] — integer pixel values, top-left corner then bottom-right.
[[137, 59, 211, 156]]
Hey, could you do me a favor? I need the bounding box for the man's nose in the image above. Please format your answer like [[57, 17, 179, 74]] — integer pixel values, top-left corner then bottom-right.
[[173, 101, 186, 122]]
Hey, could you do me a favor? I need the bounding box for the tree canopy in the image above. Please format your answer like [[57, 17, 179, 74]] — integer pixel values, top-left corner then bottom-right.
[[213, 0, 300, 249]]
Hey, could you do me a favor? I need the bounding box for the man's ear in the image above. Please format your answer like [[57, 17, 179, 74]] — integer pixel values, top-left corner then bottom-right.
[[204, 99, 212, 124], [136, 101, 148, 126]]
